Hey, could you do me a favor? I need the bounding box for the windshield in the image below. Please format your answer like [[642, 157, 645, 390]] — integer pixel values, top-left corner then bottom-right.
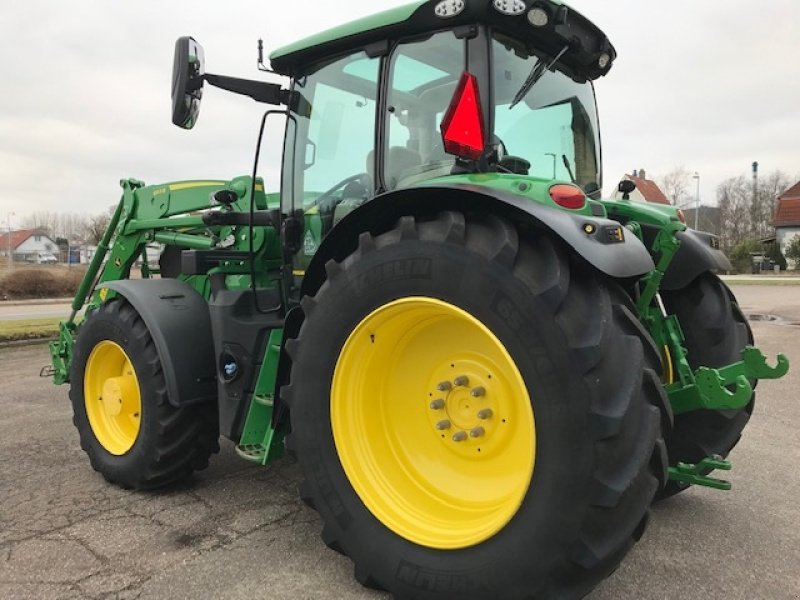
[[492, 33, 601, 192]]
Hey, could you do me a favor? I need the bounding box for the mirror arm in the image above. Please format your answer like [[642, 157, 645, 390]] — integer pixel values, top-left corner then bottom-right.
[[204, 73, 285, 105]]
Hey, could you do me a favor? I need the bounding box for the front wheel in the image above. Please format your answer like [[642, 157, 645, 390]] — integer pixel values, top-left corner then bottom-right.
[[69, 298, 219, 490], [657, 273, 754, 499], [284, 212, 668, 599]]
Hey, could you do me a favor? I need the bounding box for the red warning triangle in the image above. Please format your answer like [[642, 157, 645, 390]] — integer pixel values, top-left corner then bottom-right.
[[440, 72, 486, 161]]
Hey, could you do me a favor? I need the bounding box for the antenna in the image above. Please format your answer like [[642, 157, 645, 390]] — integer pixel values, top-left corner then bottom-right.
[[257, 38, 276, 74]]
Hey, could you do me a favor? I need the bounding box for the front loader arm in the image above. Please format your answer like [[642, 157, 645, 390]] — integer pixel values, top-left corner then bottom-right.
[[47, 175, 271, 385]]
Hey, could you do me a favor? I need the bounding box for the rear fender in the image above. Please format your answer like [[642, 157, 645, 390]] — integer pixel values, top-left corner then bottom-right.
[[300, 184, 654, 297], [662, 229, 731, 290], [100, 279, 216, 407]]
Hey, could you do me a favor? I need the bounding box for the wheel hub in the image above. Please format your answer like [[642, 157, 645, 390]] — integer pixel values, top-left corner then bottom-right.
[[426, 366, 506, 455], [84, 341, 142, 455]]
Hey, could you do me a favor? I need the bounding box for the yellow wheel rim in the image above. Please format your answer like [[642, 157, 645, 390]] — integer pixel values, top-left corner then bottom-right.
[[84, 341, 142, 455], [332, 297, 535, 549]]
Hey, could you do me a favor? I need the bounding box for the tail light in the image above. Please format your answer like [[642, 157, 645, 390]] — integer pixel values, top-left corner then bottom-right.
[[549, 184, 586, 210]]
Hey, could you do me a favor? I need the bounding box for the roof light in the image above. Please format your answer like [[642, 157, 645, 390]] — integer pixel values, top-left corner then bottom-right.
[[549, 184, 586, 210], [434, 0, 465, 18], [493, 0, 527, 16], [440, 72, 486, 161], [527, 7, 549, 27]]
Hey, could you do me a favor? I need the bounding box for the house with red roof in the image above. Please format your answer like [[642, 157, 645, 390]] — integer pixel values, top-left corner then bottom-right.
[[0, 229, 59, 263], [774, 181, 800, 268], [611, 169, 671, 205]]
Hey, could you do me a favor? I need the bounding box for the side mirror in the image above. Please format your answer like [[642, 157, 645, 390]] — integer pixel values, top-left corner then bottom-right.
[[618, 179, 636, 200], [171, 36, 205, 129]]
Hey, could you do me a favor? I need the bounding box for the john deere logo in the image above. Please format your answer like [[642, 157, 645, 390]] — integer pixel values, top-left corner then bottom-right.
[[304, 230, 318, 255]]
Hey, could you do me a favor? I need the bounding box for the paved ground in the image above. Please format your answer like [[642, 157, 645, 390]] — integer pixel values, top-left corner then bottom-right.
[[1, 284, 798, 599]]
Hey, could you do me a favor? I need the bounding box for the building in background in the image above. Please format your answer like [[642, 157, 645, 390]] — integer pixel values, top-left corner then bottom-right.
[[610, 169, 670, 205], [0, 229, 59, 264], [773, 181, 800, 268]]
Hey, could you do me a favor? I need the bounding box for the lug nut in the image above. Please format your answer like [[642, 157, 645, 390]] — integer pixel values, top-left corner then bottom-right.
[[429, 398, 445, 410], [477, 408, 493, 420], [470, 427, 485, 438], [452, 431, 468, 442], [437, 381, 452, 392], [470, 386, 485, 397], [453, 375, 469, 387], [436, 420, 452, 430]]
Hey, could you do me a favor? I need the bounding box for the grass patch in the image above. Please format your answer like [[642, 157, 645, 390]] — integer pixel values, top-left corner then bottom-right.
[[0, 318, 62, 342]]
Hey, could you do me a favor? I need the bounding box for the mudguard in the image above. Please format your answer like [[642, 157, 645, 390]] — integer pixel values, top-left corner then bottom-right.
[[652, 228, 732, 291], [100, 279, 216, 407], [301, 183, 655, 297]]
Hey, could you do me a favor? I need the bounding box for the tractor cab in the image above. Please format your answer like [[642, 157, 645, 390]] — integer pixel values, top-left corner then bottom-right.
[[170, 1, 615, 269], [268, 0, 612, 265]]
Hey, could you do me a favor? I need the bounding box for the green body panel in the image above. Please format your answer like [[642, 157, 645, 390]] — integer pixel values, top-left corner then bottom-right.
[[270, 2, 424, 62], [419, 173, 600, 218], [602, 197, 682, 228]]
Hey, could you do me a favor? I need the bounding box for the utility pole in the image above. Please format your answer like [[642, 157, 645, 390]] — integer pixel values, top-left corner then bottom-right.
[[693, 172, 700, 229], [752, 161, 759, 236]]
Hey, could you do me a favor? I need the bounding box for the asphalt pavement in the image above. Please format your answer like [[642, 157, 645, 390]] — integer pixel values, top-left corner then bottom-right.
[[0, 284, 798, 599]]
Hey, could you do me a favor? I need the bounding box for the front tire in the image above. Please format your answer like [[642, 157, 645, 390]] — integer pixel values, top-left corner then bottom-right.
[[284, 212, 667, 599], [70, 298, 219, 490], [658, 273, 754, 499]]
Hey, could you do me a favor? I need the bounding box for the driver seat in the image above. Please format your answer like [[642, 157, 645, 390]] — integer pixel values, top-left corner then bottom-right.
[[366, 147, 423, 191]]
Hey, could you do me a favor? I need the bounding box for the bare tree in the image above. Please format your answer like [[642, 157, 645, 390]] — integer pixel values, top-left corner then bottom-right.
[[84, 206, 118, 245], [22, 212, 91, 241], [717, 176, 751, 252], [756, 170, 793, 238], [658, 166, 692, 206], [22, 211, 58, 235]]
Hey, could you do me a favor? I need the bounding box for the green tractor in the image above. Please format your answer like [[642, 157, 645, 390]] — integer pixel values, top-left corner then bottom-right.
[[47, 1, 788, 597]]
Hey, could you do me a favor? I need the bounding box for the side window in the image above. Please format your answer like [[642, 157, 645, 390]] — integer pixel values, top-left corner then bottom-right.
[[288, 52, 379, 265], [304, 71, 377, 201], [385, 32, 465, 190]]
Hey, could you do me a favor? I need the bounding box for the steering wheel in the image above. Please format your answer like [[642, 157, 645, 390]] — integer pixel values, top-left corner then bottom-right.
[[307, 173, 371, 212]]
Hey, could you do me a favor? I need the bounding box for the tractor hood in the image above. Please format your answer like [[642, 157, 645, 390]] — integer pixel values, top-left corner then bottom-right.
[[270, 0, 616, 82]]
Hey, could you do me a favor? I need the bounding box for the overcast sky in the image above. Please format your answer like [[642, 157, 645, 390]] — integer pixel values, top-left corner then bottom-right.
[[1, 0, 798, 229]]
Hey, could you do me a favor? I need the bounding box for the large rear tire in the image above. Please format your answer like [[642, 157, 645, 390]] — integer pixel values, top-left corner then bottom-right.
[[284, 212, 668, 599], [658, 273, 754, 499], [70, 298, 219, 490]]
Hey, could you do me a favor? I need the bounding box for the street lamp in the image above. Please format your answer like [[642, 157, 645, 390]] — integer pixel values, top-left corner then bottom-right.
[[545, 153, 557, 179], [692, 172, 700, 230]]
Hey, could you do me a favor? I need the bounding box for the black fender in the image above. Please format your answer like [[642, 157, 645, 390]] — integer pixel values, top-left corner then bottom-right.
[[100, 279, 216, 407], [301, 183, 654, 297], [642, 226, 732, 291]]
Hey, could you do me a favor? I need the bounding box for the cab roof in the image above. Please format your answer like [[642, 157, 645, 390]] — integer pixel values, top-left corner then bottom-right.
[[270, 0, 615, 82]]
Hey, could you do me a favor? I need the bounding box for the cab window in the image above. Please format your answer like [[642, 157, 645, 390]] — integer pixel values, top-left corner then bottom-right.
[[384, 31, 466, 190], [287, 52, 379, 263]]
